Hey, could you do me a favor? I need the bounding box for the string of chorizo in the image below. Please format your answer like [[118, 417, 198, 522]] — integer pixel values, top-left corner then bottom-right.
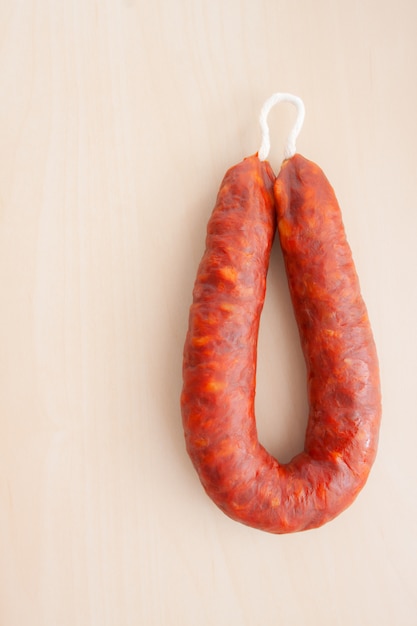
[[181, 108, 381, 534]]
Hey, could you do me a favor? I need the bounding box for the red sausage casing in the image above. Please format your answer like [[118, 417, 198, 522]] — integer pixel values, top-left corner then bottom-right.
[[181, 153, 381, 533]]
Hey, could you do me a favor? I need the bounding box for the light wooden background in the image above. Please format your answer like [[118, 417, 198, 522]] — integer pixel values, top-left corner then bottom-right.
[[1, 1, 416, 625]]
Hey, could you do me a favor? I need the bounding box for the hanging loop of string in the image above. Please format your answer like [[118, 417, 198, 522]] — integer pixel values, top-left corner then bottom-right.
[[258, 93, 305, 162]]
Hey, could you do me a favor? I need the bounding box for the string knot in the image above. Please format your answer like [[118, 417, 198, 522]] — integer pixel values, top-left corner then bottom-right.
[[258, 93, 305, 162]]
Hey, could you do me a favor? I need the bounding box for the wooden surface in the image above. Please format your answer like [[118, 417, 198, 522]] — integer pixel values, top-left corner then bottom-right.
[[1, 1, 416, 624]]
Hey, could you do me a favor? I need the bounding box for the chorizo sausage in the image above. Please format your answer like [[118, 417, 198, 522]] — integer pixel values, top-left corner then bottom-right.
[[181, 153, 381, 534]]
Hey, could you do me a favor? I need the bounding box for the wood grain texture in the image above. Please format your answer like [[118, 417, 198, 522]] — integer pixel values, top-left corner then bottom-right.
[[0, 1, 416, 624]]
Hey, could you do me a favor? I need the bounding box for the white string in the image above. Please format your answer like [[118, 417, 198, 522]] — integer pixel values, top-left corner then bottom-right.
[[258, 93, 305, 162]]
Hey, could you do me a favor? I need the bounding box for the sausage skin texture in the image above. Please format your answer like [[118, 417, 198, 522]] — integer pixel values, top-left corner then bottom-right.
[[181, 153, 381, 533]]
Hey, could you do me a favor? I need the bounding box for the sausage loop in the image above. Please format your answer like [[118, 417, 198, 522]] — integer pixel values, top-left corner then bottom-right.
[[258, 92, 305, 162], [182, 96, 381, 534]]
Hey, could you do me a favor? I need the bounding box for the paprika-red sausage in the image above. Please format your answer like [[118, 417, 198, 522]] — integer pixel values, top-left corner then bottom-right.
[[181, 153, 381, 533]]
